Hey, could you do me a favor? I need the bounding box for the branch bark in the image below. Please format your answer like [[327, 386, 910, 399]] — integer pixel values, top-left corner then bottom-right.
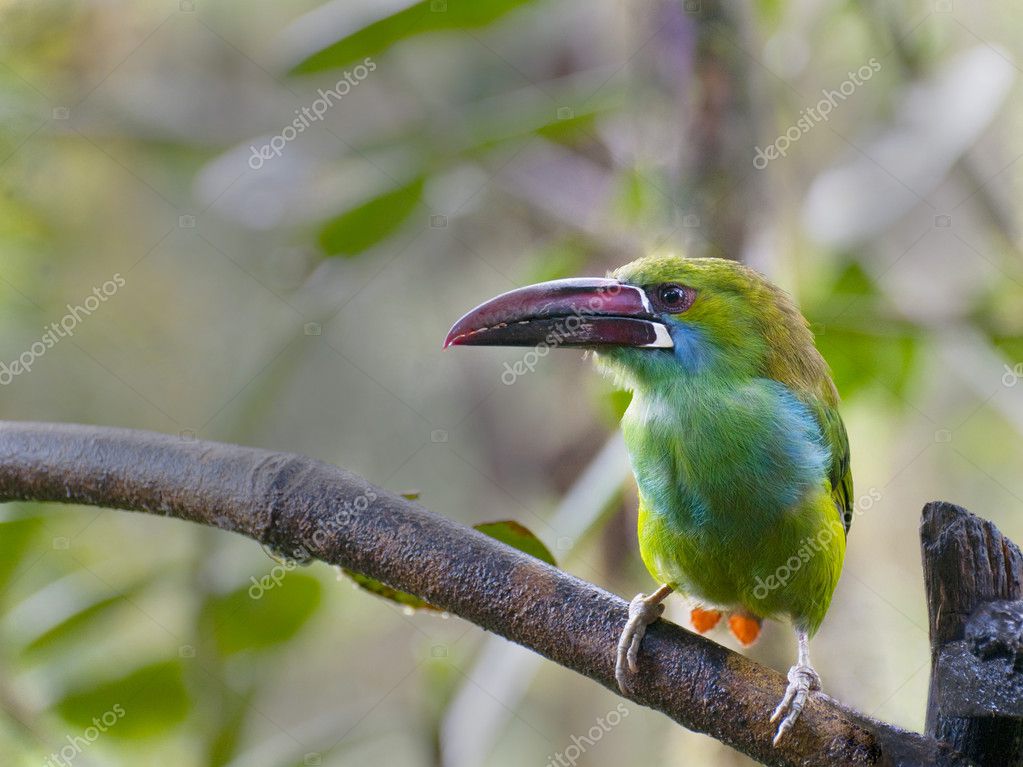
[[0, 421, 962, 766]]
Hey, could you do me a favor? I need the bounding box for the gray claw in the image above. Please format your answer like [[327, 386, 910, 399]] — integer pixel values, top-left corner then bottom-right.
[[615, 593, 665, 692], [771, 664, 821, 746]]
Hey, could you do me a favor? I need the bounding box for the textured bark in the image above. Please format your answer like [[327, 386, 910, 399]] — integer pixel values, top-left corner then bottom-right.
[[0, 421, 967, 766], [922, 501, 1023, 765]]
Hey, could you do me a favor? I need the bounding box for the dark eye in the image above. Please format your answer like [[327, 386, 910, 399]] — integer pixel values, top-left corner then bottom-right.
[[652, 283, 694, 313]]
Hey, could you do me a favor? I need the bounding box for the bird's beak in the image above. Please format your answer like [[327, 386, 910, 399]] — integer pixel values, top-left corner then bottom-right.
[[444, 278, 674, 349]]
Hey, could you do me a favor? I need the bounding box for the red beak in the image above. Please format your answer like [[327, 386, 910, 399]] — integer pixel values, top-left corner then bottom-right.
[[443, 278, 673, 349]]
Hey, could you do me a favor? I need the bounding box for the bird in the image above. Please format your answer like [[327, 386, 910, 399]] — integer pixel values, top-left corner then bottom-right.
[[443, 253, 852, 745]]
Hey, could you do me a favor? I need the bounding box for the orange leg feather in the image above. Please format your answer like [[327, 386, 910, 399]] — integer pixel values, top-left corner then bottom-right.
[[690, 607, 722, 634], [728, 613, 762, 646]]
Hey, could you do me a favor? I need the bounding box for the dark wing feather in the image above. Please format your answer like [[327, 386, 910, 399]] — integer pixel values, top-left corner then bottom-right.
[[797, 396, 855, 535], [811, 399, 854, 534]]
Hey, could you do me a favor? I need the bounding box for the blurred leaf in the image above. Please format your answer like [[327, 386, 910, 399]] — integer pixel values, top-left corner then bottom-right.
[[342, 568, 437, 611], [830, 259, 876, 297], [615, 169, 663, 226], [807, 259, 919, 399], [291, 0, 538, 74], [23, 592, 132, 658], [535, 111, 600, 145], [205, 573, 322, 655], [473, 520, 556, 566], [319, 177, 424, 257], [464, 98, 612, 155], [603, 388, 633, 424], [400, 491, 421, 500], [206, 687, 254, 767], [525, 240, 587, 284], [755, 0, 785, 25], [816, 325, 918, 399], [0, 512, 44, 599], [991, 335, 1023, 365], [971, 279, 1023, 364], [56, 660, 189, 739]]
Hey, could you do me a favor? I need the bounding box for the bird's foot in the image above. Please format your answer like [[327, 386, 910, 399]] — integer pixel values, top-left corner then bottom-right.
[[615, 592, 666, 692], [770, 663, 820, 745]]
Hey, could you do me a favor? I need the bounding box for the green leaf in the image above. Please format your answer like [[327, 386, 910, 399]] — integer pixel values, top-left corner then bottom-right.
[[0, 512, 44, 599], [463, 98, 612, 156], [23, 592, 132, 658], [56, 660, 189, 740], [291, 0, 538, 74], [204, 572, 322, 655], [342, 569, 437, 611], [524, 240, 587, 284], [535, 111, 599, 145], [815, 325, 918, 400], [319, 177, 424, 257], [991, 335, 1023, 364], [830, 259, 877, 297], [474, 520, 556, 566], [602, 388, 633, 424]]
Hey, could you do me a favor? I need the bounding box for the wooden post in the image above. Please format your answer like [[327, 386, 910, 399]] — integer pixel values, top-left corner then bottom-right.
[[922, 500, 1023, 766]]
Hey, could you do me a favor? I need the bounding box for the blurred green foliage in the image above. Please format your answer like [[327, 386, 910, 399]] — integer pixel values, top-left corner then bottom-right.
[[0, 1, 1021, 766], [203, 573, 323, 655], [56, 661, 189, 740]]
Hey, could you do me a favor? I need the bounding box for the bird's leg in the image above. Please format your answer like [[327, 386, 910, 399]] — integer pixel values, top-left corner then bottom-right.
[[615, 584, 672, 692], [770, 629, 820, 745]]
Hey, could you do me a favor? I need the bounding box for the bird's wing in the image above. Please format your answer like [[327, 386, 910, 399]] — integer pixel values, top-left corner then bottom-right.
[[806, 396, 854, 535]]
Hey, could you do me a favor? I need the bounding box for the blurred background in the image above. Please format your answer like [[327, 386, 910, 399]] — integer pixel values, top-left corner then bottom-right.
[[0, 0, 1021, 765]]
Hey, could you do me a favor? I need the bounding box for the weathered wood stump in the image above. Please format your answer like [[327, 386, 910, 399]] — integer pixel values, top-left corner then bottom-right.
[[922, 501, 1023, 766]]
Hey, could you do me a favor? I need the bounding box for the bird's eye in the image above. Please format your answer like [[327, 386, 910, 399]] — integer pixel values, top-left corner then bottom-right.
[[652, 283, 694, 313]]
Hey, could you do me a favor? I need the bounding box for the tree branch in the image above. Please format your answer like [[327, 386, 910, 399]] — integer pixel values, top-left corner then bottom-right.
[[0, 421, 962, 766]]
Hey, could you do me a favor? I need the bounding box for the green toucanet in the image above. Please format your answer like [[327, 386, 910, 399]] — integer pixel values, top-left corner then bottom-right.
[[444, 253, 852, 744]]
